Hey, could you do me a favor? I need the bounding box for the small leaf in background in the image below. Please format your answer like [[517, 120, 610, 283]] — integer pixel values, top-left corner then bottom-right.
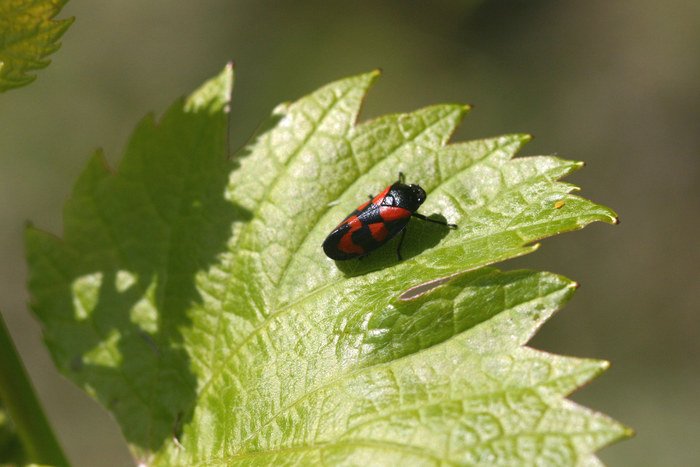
[[26, 65, 631, 465], [0, 0, 73, 93]]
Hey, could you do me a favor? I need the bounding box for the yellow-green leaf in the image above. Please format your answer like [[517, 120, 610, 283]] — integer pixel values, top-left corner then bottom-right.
[[0, 0, 73, 92]]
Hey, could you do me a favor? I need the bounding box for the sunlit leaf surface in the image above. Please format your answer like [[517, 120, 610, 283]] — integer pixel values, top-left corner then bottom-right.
[[26, 65, 631, 465]]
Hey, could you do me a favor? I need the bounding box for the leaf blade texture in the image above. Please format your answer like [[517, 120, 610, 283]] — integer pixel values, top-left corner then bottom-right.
[[26, 66, 631, 466]]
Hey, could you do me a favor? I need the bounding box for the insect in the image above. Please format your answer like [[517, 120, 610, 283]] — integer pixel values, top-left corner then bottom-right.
[[322, 173, 457, 261]]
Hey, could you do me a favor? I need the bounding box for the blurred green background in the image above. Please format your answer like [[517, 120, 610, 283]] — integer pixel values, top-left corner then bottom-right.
[[1, 1, 698, 465]]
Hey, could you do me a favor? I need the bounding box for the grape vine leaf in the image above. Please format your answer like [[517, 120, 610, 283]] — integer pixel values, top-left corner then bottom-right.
[[26, 65, 631, 465], [0, 0, 73, 92]]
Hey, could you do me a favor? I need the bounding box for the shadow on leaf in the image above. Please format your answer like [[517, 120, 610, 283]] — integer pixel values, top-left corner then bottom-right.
[[27, 91, 251, 457]]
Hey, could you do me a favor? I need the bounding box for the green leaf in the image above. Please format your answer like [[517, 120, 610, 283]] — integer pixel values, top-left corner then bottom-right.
[[26, 66, 631, 465], [0, 0, 74, 92]]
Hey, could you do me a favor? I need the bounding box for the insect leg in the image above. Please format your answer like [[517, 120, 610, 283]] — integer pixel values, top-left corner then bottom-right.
[[411, 212, 457, 229], [396, 227, 407, 261]]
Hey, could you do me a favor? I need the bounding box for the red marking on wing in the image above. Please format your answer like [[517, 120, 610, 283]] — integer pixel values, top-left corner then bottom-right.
[[342, 215, 361, 230], [338, 216, 364, 254], [371, 186, 391, 205], [369, 222, 389, 242], [379, 206, 411, 222]]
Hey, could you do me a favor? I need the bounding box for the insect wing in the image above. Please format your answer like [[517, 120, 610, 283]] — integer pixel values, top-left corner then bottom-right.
[[323, 185, 412, 261], [351, 207, 411, 254], [323, 206, 411, 260]]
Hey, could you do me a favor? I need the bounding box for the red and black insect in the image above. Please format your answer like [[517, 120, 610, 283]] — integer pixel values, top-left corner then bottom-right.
[[322, 173, 457, 261]]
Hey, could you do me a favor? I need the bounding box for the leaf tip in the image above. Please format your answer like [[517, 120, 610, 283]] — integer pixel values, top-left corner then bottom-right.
[[600, 210, 619, 225], [520, 133, 534, 143], [62, 14, 77, 29], [184, 63, 234, 113], [364, 69, 382, 89]]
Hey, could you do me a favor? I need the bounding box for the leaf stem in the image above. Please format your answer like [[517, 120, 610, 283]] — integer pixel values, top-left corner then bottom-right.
[[0, 312, 71, 467]]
